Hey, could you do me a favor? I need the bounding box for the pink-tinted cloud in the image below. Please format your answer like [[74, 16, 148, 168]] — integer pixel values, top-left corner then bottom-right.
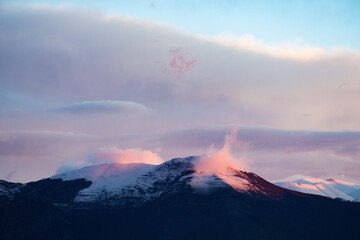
[[0, 130, 148, 182], [169, 48, 196, 78], [88, 146, 163, 165]]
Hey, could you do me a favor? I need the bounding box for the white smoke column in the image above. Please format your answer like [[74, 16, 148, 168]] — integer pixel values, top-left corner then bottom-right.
[[195, 127, 248, 174]]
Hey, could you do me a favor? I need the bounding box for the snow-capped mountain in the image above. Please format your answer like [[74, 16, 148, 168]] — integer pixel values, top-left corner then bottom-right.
[[274, 176, 360, 201], [51, 156, 313, 206]]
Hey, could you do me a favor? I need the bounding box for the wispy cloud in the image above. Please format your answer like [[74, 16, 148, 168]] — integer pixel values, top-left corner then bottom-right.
[[5, 170, 16, 180]]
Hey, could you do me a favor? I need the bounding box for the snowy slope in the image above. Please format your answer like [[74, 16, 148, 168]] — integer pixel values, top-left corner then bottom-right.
[[275, 177, 360, 201], [190, 167, 277, 197], [0, 180, 24, 198], [52, 162, 156, 203], [349, 189, 360, 200], [52, 157, 197, 204]]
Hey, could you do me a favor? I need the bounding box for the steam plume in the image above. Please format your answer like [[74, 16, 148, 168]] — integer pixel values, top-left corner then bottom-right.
[[195, 127, 248, 173]]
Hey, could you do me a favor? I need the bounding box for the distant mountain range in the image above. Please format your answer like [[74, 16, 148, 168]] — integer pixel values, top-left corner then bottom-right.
[[1, 156, 359, 239], [274, 176, 360, 201]]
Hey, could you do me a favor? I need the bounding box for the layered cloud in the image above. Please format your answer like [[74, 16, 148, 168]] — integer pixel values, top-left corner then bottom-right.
[[161, 126, 360, 158], [1, 5, 359, 132], [0, 130, 95, 157]]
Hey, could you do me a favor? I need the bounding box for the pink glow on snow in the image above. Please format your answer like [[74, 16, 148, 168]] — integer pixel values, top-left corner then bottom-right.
[[169, 48, 196, 78], [218, 169, 250, 191], [314, 183, 325, 189], [303, 177, 329, 184], [288, 182, 318, 190], [326, 178, 357, 185], [302, 177, 357, 186]]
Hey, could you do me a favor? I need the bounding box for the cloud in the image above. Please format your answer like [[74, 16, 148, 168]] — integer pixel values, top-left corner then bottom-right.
[[87, 146, 163, 165], [5, 170, 16, 180], [0, 130, 97, 182], [55, 146, 163, 174], [1, 5, 360, 132], [0, 5, 360, 182], [1, 5, 359, 133], [55, 163, 84, 175], [52, 100, 152, 114], [0, 130, 95, 157], [0, 130, 148, 182]]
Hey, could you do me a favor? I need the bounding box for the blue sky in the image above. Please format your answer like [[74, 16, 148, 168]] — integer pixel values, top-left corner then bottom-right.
[[2, 0, 360, 50]]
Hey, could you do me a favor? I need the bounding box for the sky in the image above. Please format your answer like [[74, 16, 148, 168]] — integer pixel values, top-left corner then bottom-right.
[[0, 1, 360, 183]]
